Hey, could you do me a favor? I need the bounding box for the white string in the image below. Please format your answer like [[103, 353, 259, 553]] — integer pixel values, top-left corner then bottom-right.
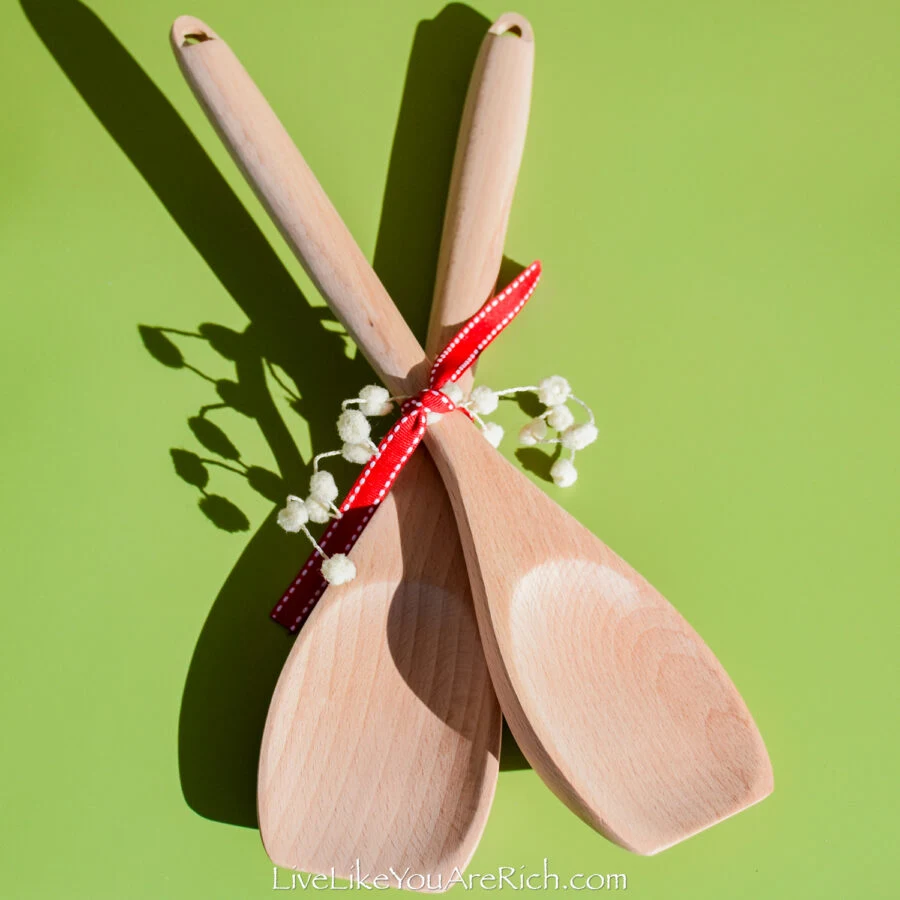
[[569, 393, 596, 426], [491, 384, 540, 398], [312, 450, 341, 472], [297, 521, 328, 559]]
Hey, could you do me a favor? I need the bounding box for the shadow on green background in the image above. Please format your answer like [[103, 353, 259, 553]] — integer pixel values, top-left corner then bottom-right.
[[22, 0, 531, 834]]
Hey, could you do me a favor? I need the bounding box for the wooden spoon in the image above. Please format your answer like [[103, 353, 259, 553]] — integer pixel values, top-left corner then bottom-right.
[[172, 14, 534, 883], [173, 15, 773, 856]]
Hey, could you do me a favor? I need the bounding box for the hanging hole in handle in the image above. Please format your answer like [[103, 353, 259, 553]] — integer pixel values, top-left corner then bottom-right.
[[489, 14, 533, 41], [182, 32, 214, 46], [171, 16, 220, 48]]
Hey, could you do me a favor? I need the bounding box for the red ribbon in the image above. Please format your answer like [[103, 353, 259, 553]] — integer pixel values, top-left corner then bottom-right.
[[271, 261, 542, 631]]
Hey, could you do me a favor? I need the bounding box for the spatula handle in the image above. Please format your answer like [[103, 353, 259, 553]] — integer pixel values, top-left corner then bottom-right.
[[171, 17, 427, 397], [427, 13, 534, 386]]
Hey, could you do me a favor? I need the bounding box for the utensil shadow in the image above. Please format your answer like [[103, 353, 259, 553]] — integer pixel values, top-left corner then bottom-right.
[[384, 459, 532, 772], [22, 0, 530, 832]]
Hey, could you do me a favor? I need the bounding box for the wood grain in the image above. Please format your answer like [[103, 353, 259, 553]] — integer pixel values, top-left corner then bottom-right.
[[172, 13, 772, 858], [172, 14, 533, 884]]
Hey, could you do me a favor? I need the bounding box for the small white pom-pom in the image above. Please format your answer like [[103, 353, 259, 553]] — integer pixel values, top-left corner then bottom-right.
[[276, 496, 309, 532], [337, 409, 371, 444], [309, 470, 339, 504], [321, 553, 356, 585], [341, 442, 374, 464], [546, 404, 575, 431], [538, 375, 572, 407], [482, 421, 504, 448], [358, 384, 392, 416], [550, 458, 578, 487], [560, 422, 599, 450], [469, 385, 499, 415], [440, 381, 465, 405], [305, 497, 332, 524], [518, 418, 548, 446]]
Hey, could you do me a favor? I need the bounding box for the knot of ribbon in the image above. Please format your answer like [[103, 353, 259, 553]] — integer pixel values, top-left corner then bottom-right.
[[272, 260, 542, 631]]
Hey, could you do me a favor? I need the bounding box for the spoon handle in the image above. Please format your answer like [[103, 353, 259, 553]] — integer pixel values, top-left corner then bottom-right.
[[171, 17, 426, 396], [428, 13, 534, 380]]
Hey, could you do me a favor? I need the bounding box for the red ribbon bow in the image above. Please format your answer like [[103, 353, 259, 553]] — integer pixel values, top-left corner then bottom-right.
[[271, 261, 542, 631]]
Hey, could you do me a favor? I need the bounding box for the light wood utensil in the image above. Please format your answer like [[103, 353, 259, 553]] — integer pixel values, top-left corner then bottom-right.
[[172, 13, 534, 883], [173, 14, 773, 857]]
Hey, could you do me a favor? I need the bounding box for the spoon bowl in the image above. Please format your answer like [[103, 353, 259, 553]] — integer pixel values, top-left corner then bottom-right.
[[428, 414, 773, 853], [258, 456, 500, 879]]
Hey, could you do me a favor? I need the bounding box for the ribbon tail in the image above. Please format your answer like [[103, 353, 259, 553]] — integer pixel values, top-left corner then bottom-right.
[[270, 506, 377, 632], [270, 406, 430, 631]]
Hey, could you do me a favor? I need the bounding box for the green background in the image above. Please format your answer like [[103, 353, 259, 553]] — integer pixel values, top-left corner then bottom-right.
[[2, 0, 897, 896]]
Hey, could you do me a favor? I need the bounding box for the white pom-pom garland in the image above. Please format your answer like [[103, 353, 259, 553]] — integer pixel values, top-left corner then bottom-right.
[[482, 421, 504, 448], [550, 458, 578, 487], [469, 385, 498, 415], [440, 381, 465, 405], [561, 422, 598, 451], [538, 375, 571, 407], [341, 442, 374, 464], [309, 470, 339, 504], [546, 404, 575, 431], [518, 417, 548, 446], [357, 384, 392, 416], [305, 496, 332, 524], [276, 496, 309, 532], [278, 373, 598, 584], [321, 553, 356, 585], [337, 409, 371, 444]]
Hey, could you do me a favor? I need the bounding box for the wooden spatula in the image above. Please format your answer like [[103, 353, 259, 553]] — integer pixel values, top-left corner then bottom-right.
[[173, 15, 773, 856], [172, 13, 533, 883]]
